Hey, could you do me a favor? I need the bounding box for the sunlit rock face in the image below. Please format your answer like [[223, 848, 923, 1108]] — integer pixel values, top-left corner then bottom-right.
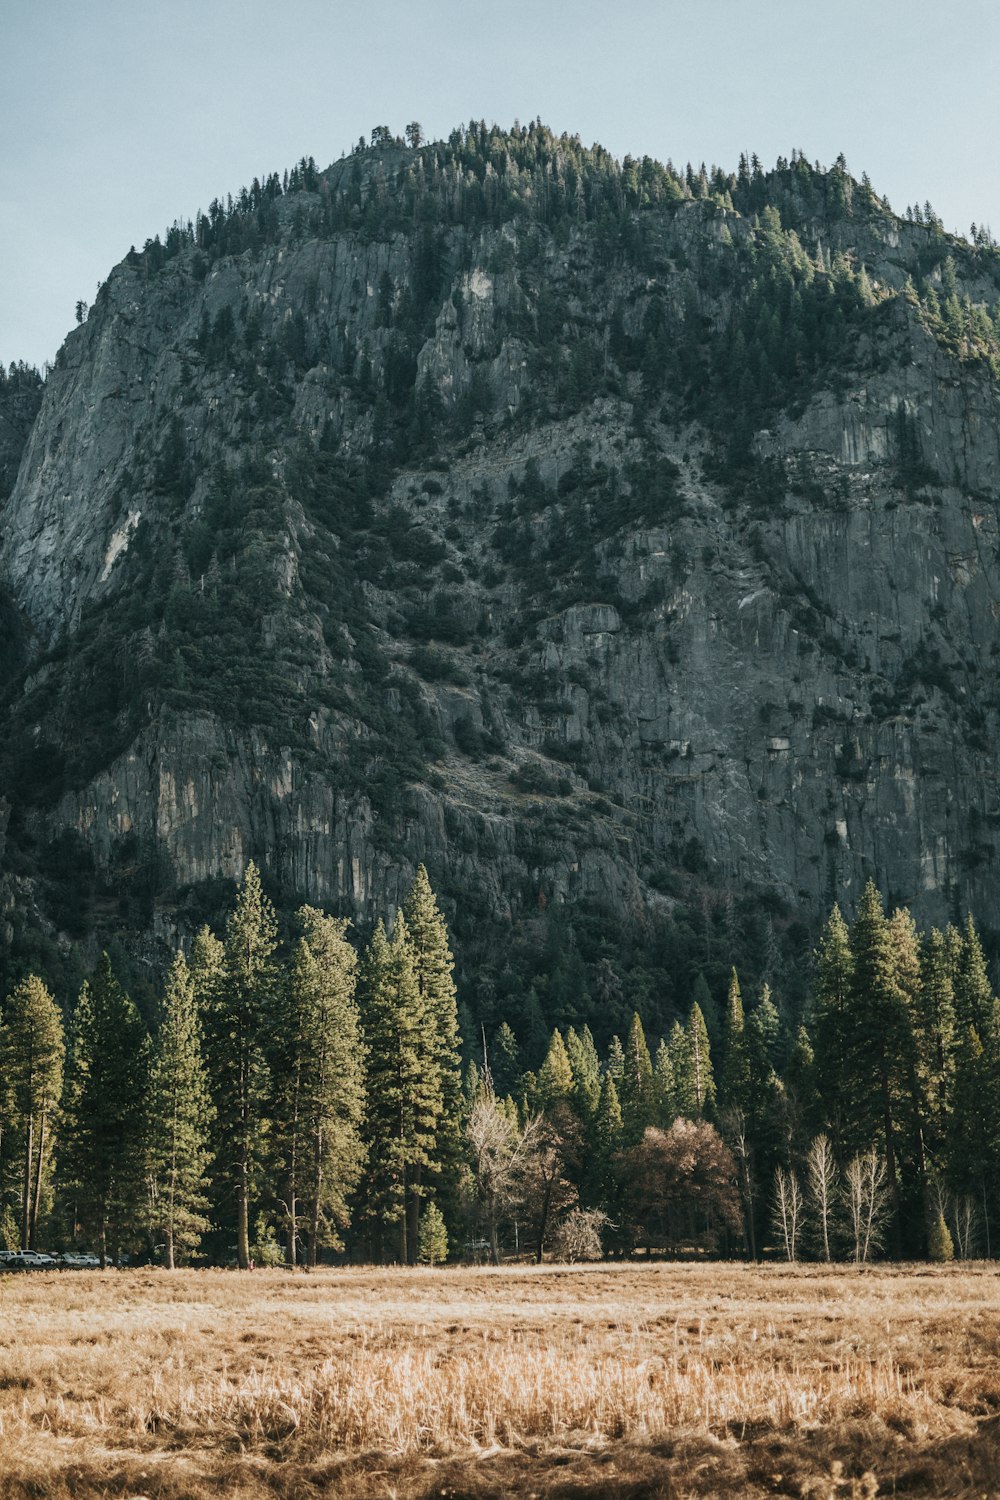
[[3, 134, 1000, 963]]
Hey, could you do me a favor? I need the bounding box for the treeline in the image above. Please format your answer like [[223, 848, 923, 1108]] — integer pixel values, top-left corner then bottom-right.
[[2, 873, 998, 1266], [0, 863, 459, 1269]]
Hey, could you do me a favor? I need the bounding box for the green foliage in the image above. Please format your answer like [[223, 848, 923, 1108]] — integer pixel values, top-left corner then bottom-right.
[[417, 1199, 449, 1265], [928, 1209, 954, 1262], [0, 975, 64, 1249], [61, 955, 150, 1263], [270, 908, 366, 1263], [145, 952, 214, 1265], [205, 863, 278, 1269]]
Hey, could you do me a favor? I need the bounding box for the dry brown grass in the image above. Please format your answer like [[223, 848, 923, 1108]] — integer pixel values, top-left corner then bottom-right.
[[1, 1261, 999, 1498]]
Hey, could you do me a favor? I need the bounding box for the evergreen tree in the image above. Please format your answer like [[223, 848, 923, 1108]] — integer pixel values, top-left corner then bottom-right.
[[271, 908, 365, 1266], [849, 883, 918, 1254], [691, 971, 722, 1049], [61, 955, 149, 1266], [564, 1025, 601, 1119], [417, 1198, 448, 1264], [605, 1034, 625, 1083], [652, 1038, 676, 1125], [917, 929, 956, 1153], [491, 1020, 521, 1098], [948, 1016, 1000, 1252], [205, 862, 278, 1270], [812, 904, 854, 1146], [953, 914, 994, 1034], [360, 915, 442, 1262], [537, 1028, 575, 1108], [402, 866, 462, 1250], [719, 969, 749, 1112], [676, 1003, 715, 1117], [619, 1011, 654, 1143], [145, 952, 214, 1268], [928, 1209, 954, 1262], [589, 1069, 623, 1206], [784, 1024, 820, 1147], [0, 976, 64, 1250]]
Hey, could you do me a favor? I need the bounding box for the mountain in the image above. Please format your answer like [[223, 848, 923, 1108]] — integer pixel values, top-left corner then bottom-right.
[[3, 124, 1000, 1038]]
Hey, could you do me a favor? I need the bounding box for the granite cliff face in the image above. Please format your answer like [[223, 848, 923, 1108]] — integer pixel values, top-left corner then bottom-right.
[[3, 130, 1000, 1010]]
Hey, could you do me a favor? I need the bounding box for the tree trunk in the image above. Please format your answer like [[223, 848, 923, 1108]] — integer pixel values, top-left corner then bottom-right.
[[406, 1164, 422, 1266], [21, 1114, 34, 1252], [309, 1128, 322, 1268], [236, 1159, 250, 1270], [30, 1110, 47, 1249], [881, 1066, 902, 1258], [166, 1225, 175, 1271], [488, 1195, 501, 1266]]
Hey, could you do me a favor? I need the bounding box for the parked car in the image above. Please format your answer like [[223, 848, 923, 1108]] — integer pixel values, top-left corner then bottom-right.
[[3, 1251, 58, 1270]]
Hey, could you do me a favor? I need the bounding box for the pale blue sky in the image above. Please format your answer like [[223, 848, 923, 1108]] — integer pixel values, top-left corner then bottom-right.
[[3, 0, 999, 369]]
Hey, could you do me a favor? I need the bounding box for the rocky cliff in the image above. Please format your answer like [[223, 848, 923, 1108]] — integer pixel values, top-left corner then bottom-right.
[[3, 128, 1000, 1030]]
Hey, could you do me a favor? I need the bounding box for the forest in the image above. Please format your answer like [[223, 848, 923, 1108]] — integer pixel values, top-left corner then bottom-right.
[[1, 863, 996, 1268]]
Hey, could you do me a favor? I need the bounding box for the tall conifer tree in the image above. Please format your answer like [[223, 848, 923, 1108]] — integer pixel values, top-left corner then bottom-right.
[[146, 952, 214, 1268], [206, 862, 277, 1270], [676, 1003, 715, 1117], [0, 976, 64, 1249], [402, 866, 462, 1248], [271, 908, 365, 1265], [62, 955, 149, 1266], [619, 1012, 654, 1143], [813, 904, 854, 1146], [360, 915, 441, 1262]]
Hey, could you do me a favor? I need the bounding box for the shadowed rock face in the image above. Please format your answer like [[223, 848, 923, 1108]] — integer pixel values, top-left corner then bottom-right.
[[2, 136, 1000, 964]]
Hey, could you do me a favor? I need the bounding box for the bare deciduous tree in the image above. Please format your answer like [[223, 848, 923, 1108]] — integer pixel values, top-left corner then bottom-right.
[[806, 1134, 838, 1263], [844, 1150, 888, 1264], [551, 1207, 612, 1262], [720, 1107, 757, 1259], [950, 1192, 979, 1260], [465, 1093, 539, 1265], [772, 1167, 804, 1262]]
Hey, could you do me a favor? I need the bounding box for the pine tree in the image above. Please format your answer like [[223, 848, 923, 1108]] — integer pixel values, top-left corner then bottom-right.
[[619, 1012, 654, 1143], [813, 904, 854, 1145], [784, 1024, 820, 1146], [849, 883, 917, 1254], [271, 908, 365, 1266], [360, 916, 442, 1262], [953, 914, 994, 1034], [0, 976, 64, 1249], [719, 969, 749, 1112], [145, 952, 214, 1267], [205, 862, 278, 1270], [491, 1021, 521, 1097], [652, 1038, 676, 1125], [691, 971, 722, 1049], [605, 1034, 625, 1083], [417, 1199, 448, 1264], [676, 1003, 715, 1117], [402, 866, 462, 1252], [917, 930, 956, 1152], [928, 1209, 954, 1262], [589, 1070, 623, 1212], [61, 955, 149, 1266], [538, 1028, 575, 1108], [564, 1025, 601, 1119]]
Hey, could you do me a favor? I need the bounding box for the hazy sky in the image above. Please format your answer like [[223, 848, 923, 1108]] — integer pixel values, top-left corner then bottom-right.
[[3, 0, 999, 369]]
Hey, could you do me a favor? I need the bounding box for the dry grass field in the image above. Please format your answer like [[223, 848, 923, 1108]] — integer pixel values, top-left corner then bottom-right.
[[0, 1262, 999, 1499]]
